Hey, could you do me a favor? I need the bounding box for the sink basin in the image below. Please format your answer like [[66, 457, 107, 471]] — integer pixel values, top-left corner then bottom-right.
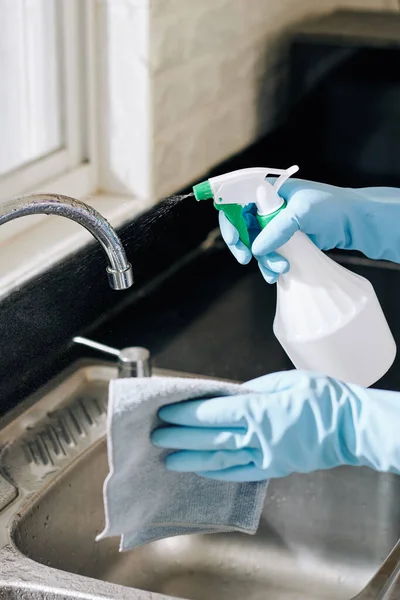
[[0, 361, 399, 600], [14, 448, 400, 600]]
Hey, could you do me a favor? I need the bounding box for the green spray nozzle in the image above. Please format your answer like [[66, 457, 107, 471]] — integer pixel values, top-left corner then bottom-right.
[[192, 166, 298, 249], [193, 180, 213, 201]]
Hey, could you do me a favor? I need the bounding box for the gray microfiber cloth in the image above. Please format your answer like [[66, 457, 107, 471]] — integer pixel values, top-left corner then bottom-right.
[[97, 376, 268, 551]]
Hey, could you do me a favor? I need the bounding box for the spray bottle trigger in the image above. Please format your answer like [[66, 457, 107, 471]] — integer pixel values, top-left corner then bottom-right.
[[214, 202, 251, 249]]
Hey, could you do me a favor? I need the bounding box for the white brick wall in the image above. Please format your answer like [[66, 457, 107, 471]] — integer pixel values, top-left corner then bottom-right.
[[99, 0, 399, 200]]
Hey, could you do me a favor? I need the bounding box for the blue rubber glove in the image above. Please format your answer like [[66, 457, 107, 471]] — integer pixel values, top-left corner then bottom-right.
[[151, 370, 400, 482], [220, 180, 400, 283]]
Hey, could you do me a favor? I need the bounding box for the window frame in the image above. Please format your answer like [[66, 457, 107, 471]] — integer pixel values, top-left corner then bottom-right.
[[0, 0, 98, 203], [0, 0, 152, 297]]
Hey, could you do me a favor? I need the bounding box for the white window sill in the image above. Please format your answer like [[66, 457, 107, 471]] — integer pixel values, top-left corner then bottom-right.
[[0, 191, 154, 302]]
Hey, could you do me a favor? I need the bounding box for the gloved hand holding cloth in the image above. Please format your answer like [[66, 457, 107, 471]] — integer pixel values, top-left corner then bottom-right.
[[152, 370, 400, 482]]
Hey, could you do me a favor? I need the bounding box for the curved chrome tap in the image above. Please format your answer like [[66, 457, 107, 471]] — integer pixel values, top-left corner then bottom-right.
[[0, 193, 134, 290]]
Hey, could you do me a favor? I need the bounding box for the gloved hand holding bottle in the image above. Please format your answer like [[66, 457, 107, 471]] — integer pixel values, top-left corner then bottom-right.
[[152, 370, 400, 482], [220, 180, 400, 283]]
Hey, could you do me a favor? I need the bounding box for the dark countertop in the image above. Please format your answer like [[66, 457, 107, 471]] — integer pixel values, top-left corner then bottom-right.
[[90, 241, 292, 382]]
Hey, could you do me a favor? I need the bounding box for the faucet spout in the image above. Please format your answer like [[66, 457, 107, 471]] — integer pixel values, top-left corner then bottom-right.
[[0, 193, 134, 290]]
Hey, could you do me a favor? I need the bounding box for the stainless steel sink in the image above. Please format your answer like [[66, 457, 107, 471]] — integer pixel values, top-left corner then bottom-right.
[[0, 360, 399, 600]]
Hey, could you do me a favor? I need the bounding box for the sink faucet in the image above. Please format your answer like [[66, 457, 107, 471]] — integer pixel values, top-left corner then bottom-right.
[[0, 193, 133, 290]]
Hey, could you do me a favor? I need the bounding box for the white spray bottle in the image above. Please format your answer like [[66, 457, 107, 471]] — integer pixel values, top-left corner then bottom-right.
[[193, 165, 396, 387]]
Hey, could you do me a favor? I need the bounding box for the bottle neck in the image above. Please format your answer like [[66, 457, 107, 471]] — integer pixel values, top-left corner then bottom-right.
[[256, 202, 287, 228]]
